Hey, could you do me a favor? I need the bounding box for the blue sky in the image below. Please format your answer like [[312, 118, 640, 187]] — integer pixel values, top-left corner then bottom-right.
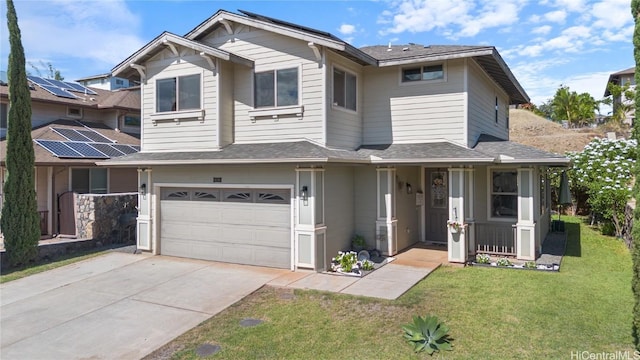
[[0, 0, 634, 113]]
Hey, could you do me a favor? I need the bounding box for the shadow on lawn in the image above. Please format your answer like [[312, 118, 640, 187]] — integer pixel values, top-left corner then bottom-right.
[[564, 222, 581, 257]]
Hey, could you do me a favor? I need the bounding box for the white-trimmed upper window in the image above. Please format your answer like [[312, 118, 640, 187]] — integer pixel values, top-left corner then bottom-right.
[[156, 74, 201, 112], [490, 170, 518, 219], [333, 68, 356, 111], [255, 67, 298, 108], [402, 64, 444, 82]]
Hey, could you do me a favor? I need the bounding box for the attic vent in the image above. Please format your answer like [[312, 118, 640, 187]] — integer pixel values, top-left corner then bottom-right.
[[67, 107, 83, 119]]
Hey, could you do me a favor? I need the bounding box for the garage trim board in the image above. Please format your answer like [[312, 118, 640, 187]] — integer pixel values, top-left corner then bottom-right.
[[153, 183, 295, 270]]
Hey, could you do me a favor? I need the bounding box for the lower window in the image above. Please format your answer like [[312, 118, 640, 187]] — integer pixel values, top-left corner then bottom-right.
[[72, 168, 107, 194], [491, 170, 517, 218]]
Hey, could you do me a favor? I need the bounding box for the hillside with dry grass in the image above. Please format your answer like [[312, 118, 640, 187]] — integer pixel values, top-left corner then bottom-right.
[[509, 109, 602, 154]]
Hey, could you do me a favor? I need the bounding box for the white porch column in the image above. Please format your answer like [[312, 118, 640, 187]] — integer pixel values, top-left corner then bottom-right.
[[516, 168, 536, 260], [448, 168, 467, 263], [376, 168, 397, 255], [294, 168, 326, 271], [136, 168, 152, 251], [464, 168, 475, 257]]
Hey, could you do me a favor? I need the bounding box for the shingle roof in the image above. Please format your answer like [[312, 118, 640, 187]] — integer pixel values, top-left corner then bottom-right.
[[0, 119, 140, 166], [101, 137, 568, 167], [473, 134, 567, 164], [359, 44, 492, 62], [357, 142, 493, 164], [101, 141, 367, 166], [0, 83, 140, 111]]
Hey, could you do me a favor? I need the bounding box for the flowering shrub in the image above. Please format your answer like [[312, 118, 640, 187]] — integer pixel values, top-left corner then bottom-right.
[[568, 138, 637, 236], [475, 253, 491, 264], [331, 251, 375, 273], [496, 258, 513, 267]]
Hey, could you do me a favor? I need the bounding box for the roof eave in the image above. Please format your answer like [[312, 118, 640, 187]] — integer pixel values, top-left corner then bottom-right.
[[369, 157, 494, 164], [494, 158, 570, 165], [96, 157, 369, 167], [376, 48, 495, 67], [186, 11, 346, 51]]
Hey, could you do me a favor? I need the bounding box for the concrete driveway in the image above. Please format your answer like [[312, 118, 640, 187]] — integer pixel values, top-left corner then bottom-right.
[[0, 252, 288, 360]]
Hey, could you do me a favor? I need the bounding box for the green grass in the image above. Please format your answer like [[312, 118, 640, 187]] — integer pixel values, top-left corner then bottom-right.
[[145, 216, 634, 359], [0, 248, 109, 283]]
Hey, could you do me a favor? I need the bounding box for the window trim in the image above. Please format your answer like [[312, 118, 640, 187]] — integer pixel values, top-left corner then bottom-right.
[[155, 73, 202, 114], [253, 65, 301, 109], [399, 62, 446, 85], [487, 167, 518, 222], [69, 167, 109, 194], [332, 66, 357, 113]]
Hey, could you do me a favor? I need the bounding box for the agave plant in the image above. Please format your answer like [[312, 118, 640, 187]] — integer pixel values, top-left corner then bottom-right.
[[402, 314, 453, 355]]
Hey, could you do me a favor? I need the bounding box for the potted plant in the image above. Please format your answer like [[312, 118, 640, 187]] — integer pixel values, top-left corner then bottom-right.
[[351, 234, 367, 252], [446, 220, 464, 233]]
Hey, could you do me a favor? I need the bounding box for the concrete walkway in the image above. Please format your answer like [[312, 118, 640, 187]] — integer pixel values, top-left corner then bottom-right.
[[1, 253, 288, 360], [1, 247, 444, 359]]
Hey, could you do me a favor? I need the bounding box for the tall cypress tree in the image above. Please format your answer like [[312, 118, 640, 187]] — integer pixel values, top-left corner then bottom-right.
[[631, 0, 640, 350], [1, 0, 39, 267]]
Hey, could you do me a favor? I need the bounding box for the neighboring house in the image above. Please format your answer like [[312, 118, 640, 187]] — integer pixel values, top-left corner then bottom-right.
[[0, 76, 141, 238], [105, 10, 568, 270], [604, 66, 635, 126], [76, 73, 137, 91]]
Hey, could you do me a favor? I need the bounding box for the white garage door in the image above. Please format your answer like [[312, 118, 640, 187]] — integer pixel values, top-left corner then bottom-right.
[[160, 187, 291, 268]]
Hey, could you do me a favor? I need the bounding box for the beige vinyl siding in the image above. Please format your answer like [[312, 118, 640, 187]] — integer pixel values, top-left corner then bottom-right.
[[353, 166, 378, 245], [362, 59, 466, 145], [109, 168, 137, 193], [219, 60, 235, 147], [323, 165, 355, 264], [142, 51, 218, 151], [203, 26, 324, 144], [326, 51, 363, 150], [467, 60, 509, 147]]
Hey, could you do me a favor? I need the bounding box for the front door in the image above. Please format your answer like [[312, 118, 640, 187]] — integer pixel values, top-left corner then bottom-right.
[[425, 169, 448, 244]]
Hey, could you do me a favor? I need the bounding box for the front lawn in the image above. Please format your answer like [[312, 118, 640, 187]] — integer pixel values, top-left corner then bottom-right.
[[146, 216, 634, 359]]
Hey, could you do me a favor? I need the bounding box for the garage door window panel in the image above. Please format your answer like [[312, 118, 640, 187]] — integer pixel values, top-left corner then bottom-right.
[[257, 190, 289, 204], [194, 189, 219, 201], [224, 190, 253, 202]]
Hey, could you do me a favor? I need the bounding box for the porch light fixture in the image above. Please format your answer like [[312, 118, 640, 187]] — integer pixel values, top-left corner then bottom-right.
[[139, 183, 146, 196], [300, 186, 308, 201]]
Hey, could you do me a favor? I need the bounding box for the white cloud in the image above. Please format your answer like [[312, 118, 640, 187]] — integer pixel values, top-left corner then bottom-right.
[[544, 10, 567, 23], [532, 25, 552, 35], [1, 0, 144, 78], [553, 0, 586, 12], [591, 0, 633, 29], [338, 24, 357, 35], [379, 0, 523, 39]]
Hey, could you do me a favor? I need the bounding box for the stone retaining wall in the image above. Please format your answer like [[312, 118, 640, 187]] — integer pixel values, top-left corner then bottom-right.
[[75, 193, 138, 245]]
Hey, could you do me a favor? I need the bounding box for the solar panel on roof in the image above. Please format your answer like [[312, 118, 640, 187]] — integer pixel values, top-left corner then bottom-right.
[[131, 145, 141, 151], [77, 129, 112, 143], [27, 76, 54, 86], [35, 140, 84, 158], [65, 142, 108, 158], [90, 143, 125, 157], [38, 84, 77, 99], [112, 144, 138, 155], [63, 81, 97, 95], [45, 78, 74, 90], [53, 128, 92, 142]]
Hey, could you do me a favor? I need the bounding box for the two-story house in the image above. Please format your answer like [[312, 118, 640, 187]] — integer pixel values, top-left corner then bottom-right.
[[604, 66, 635, 126], [105, 10, 568, 271], [0, 75, 141, 239]]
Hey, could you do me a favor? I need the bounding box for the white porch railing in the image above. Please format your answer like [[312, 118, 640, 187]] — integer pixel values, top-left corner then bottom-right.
[[475, 222, 516, 256]]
